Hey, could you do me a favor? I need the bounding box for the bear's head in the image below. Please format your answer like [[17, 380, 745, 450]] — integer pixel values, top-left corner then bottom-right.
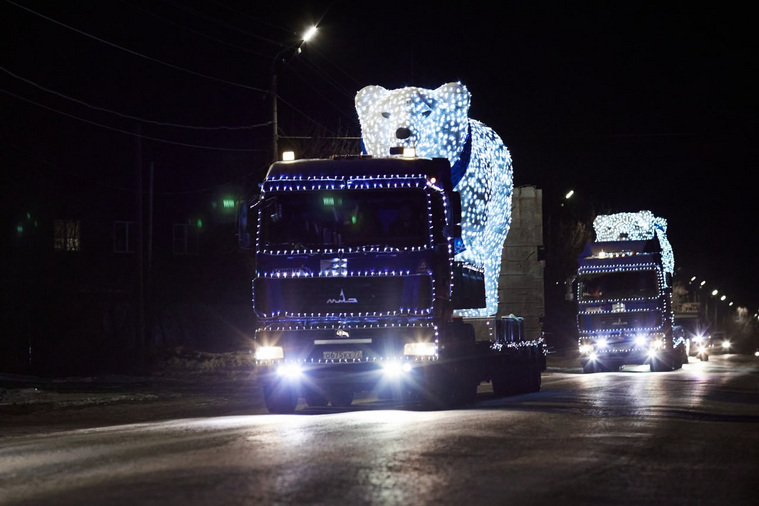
[[355, 82, 471, 168]]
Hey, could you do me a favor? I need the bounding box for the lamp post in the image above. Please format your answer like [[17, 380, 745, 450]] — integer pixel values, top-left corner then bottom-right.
[[270, 26, 317, 163]]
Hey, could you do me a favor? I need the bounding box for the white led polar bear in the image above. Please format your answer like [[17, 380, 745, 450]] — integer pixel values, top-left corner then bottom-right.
[[355, 82, 513, 317]]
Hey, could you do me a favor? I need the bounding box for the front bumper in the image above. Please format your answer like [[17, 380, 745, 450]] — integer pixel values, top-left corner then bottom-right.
[[257, 357, 432, 393], [578, 334, 674, 367]]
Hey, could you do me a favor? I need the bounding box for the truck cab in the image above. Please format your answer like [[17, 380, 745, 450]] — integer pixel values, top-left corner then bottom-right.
[[244, 156, 543, 412], [247, 157, 474, 411], [576, 239, 687, 372]]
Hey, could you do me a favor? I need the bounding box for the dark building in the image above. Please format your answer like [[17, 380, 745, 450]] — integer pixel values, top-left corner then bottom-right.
[[2, 160, 255, 376]]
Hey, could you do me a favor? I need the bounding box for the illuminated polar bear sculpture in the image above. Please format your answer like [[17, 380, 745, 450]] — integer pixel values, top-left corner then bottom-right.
[[355, 82, 513, 317], [593, 211, 674, 276]]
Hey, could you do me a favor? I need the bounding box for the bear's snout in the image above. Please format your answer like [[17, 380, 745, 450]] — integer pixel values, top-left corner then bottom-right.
[[395, 127, 412, 140]]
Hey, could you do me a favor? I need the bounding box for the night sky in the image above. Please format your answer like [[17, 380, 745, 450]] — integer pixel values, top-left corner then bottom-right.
[[3, 1, 757, 313]]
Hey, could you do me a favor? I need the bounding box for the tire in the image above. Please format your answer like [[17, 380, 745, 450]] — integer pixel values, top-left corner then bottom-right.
[[304, 386, 328, 407], [533, 363, 542, 392], [492, 368, 513, 396], [451, 375, 478, 406], [650, 354, 673, 372], [263, 380, 298, 414], [418, 365, 457, 409], [327, 386, 354, 408]]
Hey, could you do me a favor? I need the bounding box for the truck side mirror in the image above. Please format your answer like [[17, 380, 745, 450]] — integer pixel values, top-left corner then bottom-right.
[[449, 191, 462, 225], [237, 201, 251, 249]]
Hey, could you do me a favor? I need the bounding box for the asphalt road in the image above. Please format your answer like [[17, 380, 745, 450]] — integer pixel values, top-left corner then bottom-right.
[[1, 354, 757, 505]]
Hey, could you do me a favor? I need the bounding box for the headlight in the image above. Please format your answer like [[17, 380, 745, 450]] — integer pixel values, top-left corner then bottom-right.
[[722, 340, 731, 350], [650, 339, 666, 351], [596, 338, 608, 349], [579, 344, 594, 354], [255, 346, 284, 360], [403, 342, 437, 356], [382, 360, 412, 377], [276, 363, 302, 378], [634, 335, 648, 348]]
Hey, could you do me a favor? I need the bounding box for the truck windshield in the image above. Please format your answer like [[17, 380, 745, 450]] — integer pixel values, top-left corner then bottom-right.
[[578, 270, 659, 301], [259, 189, 429, 249]]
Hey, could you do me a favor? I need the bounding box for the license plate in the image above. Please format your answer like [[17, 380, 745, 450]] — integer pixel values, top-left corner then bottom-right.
[[323, 350, 363, 360]]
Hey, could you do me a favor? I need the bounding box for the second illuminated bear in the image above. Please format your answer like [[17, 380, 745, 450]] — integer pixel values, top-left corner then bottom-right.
[[355, 82, 513, 317]]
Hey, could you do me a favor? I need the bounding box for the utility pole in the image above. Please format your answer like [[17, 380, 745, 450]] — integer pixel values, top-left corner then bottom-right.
[[269, 26, 318, 164], [271, 67, 278, 164], [135, 124, 145, 366], [146, 162, 154, 349]]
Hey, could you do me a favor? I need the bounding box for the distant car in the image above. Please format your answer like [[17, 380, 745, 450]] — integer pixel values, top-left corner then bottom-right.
[[710, 332, 731, 355], [688, 332, 711, 361]]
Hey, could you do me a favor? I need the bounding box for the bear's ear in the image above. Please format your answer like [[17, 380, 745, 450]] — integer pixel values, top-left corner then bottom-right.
[[435, 82, 470, 115], [355, 85, 388, 120]]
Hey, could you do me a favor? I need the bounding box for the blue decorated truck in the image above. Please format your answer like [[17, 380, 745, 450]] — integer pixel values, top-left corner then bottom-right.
[[575, 211, 687, 373], [241, 156, 545, 412]]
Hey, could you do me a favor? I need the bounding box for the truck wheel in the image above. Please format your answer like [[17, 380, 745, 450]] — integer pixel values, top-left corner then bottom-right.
[[492, 371, 509, 396], [530, 362, 542, 392], [650, 354, 673, 372], [304, 386, 328, 407], [263, 380, 298, 414], [496, 364, 526, 395], [451, 377, 478, 406], [418, 366, 454, 409], [516, 366, 528, 393], [327, 387, 354, 408]]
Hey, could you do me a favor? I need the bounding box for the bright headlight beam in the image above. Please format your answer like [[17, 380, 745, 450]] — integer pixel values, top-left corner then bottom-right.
[[403, 342, 437, 356], [255, 346, 284, 360], [276, 363, 302, 378]]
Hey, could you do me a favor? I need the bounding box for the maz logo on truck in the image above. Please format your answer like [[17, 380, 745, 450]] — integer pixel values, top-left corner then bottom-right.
[[327, 289, 358, 304]]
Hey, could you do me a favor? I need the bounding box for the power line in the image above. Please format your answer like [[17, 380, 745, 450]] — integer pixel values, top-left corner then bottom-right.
[[119, 0, 272, 58], [5, 0, 267, 93], [7, 142, 133, 193], [2, 89, 267, 152], [2, 66, 269, 131], [275, 93, 336, 135], [8, 142, 268, 195], [176, 0, 290, 47]]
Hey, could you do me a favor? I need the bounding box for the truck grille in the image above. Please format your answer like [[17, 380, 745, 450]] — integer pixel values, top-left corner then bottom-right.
[[578, 310, 663, 333], [254, 275, 432, 317], [256, 324, 437, 363]]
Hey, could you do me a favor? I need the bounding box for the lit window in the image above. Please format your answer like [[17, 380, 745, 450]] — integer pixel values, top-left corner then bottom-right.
[[114, 221, 135, 253], [173, 223, 199, 255], [54, 220, 80, 252]]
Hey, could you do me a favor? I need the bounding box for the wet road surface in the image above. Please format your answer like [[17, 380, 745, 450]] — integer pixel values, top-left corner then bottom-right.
[[1, 354, 757, 505]]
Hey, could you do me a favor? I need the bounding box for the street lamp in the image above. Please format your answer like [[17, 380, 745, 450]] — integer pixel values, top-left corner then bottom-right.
[[270, 26, 318, 163]]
